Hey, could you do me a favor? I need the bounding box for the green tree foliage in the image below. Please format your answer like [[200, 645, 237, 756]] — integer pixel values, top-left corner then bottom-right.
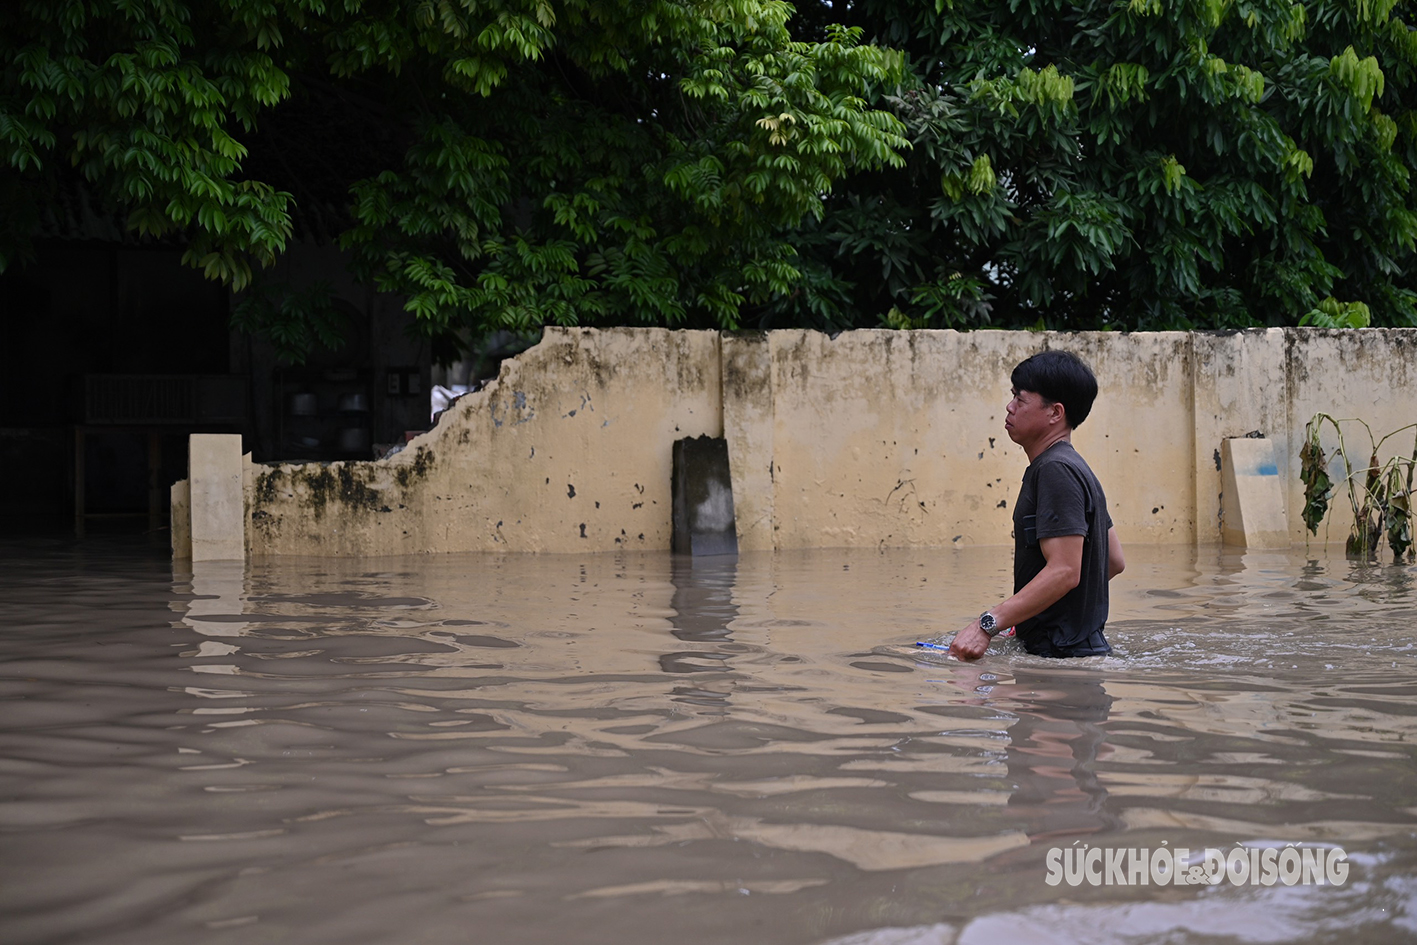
[[10, 1, 1416, 345], [1, 0, 908, 357], [1, 0, 297, 286], [774, 0, 1417, 331]]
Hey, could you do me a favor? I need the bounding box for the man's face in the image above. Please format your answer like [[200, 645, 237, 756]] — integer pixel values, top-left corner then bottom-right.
[[1004, 387, 1060, 445]]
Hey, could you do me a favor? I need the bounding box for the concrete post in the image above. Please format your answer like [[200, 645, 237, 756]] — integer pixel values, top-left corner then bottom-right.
[[1220, 437, 1290, 549], [171, 478, 191, 559], [189, 433, 245, 561], [721, 332, 775, 551]]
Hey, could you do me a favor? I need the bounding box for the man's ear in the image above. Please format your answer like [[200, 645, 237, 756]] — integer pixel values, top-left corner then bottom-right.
[[1049, 400, 1066, 425]]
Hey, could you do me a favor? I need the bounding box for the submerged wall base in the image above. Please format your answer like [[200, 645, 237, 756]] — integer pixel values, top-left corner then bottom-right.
[[171, 327, 1417, 557]]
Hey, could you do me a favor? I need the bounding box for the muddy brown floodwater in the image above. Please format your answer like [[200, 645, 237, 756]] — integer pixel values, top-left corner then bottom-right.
[[2, 538, 1416, 945]]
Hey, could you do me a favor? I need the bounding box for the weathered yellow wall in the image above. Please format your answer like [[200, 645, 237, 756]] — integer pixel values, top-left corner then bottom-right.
[[728, 330, 1197, 550], [173, 326, 1417, 557], [241, 328, 721, 555]]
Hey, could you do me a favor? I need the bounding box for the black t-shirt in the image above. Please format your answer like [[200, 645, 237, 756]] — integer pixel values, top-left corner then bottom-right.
[[1012, 441, 1113, 657]]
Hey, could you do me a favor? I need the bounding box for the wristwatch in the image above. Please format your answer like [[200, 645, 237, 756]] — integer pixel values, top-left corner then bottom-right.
[[978, 611, 1001, 637]]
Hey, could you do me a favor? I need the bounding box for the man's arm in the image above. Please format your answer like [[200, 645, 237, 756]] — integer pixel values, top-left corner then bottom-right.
[[948, 534, 1084, 660], [1107, 526, 1125, 580]]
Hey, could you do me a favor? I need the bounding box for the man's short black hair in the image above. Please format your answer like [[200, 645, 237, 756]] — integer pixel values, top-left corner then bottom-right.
[[1011, 350, 1098, 429]]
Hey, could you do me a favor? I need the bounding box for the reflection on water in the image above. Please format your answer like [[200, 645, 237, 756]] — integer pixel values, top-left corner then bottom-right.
[[2, 540, 1417, 945]]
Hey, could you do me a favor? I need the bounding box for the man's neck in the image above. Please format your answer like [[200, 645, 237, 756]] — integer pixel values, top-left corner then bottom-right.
[[1025, 429, 1072, 463]]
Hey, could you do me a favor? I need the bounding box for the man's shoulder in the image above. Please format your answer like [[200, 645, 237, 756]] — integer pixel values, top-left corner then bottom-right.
[[1033, 442, 1104, 492], [1035, 441, 1095, 474]]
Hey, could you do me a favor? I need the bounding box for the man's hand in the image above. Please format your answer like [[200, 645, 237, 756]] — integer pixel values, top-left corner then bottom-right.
[[949, 621, 992, 660], [948, 535, 1083, 661]]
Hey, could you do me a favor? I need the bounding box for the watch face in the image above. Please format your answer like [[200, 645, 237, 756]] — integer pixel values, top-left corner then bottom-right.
[[979, 612, 996, 632]]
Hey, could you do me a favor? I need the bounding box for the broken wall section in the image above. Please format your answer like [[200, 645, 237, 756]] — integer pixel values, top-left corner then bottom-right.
[[202, 328, 722, 556]]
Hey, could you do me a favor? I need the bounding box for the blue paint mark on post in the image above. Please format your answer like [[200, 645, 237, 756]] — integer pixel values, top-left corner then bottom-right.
[[1257, 464, 1279, 476]]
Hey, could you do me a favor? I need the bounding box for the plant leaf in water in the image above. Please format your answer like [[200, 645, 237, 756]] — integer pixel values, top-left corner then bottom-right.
[[1348, 514, 1382, 558], [1299, 438, 1331, 534], [1303, 413, 1415, 561], [1365, 452, 1383, 497], [1388, 465, 1413, 559], [1347, 452, 1387, 559]]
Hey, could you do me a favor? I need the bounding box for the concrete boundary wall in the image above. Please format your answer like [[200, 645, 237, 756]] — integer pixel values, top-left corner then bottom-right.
[[172, 327, 1417, 557]]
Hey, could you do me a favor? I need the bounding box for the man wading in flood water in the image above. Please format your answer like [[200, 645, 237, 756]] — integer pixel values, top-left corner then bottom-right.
[[949, 351, 1125, 660]]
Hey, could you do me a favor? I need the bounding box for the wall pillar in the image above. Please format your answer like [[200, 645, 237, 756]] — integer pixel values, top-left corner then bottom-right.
[[171, 478, 191, 559], [721, 332, 777, 551], [189, 433, 245, 561], [1191, 329, 1290, 543]]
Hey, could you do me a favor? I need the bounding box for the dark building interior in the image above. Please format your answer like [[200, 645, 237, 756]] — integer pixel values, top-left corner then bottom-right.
[[1, 80, 436, 538], [1, 235, 430, 536]]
